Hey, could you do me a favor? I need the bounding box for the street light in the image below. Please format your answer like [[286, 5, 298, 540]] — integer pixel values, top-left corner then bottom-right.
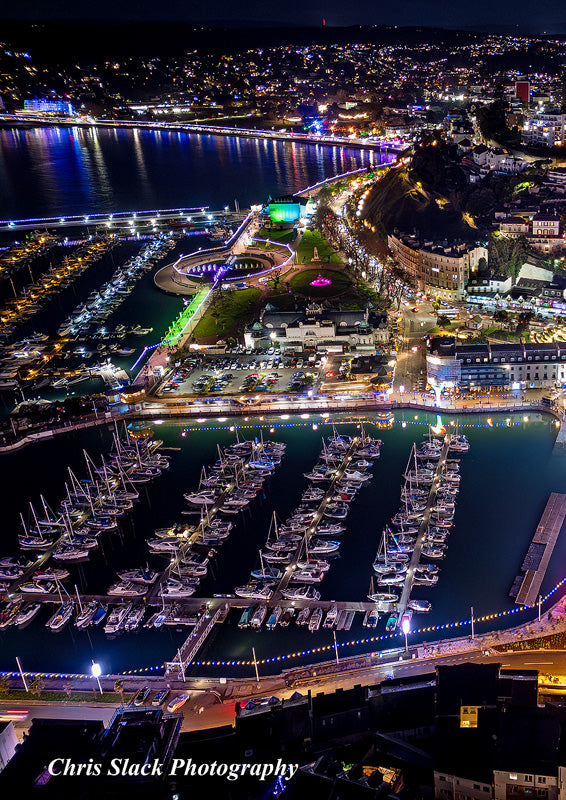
[[91, 661, 103, 694], [401, 617, 410, 653]]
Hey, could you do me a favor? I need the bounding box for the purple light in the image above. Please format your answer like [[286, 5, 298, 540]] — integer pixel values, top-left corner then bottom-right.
[[311, 274, 332, 287]]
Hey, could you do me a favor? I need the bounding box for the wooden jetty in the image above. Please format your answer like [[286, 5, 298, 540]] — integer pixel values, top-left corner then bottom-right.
[[512, 492, 566, 606], [271, 437, 361, 602], [396, 434, 451, 617]]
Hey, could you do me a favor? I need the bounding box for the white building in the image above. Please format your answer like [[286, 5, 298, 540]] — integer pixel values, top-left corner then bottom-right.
[[522, 112, 566, 147]]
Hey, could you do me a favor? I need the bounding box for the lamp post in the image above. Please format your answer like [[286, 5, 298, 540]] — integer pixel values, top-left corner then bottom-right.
[[91, 661, 103, 695], [402, 617, 410, 654]]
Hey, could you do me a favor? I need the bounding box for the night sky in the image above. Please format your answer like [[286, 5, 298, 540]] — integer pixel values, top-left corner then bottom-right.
[[2, 0, 566, 34]]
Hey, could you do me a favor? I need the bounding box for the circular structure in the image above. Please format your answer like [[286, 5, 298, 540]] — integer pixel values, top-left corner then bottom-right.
[[290, 268, 352, 298], [184, 256, 270, 284]]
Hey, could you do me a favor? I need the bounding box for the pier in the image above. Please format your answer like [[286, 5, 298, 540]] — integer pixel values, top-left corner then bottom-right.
[[511, 492, 566, 606], [396, 435, 451, 618], [271, 437, 361, 602], [165, 602, 229, 677]]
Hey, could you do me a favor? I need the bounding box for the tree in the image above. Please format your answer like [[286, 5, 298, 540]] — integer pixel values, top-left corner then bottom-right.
[[63, 681, 73, 700], [114, 679, 125, 705], [0, 675, 9, 697], [29, 675, 44, 697], [438, 315, 451, 329]]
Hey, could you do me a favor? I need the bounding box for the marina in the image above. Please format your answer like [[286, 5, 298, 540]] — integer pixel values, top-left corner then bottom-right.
[[0, 411, 563, 678]]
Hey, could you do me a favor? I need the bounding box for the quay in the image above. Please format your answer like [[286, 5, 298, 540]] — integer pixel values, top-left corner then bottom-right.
[[511, 492, 566, 606], [396, 434, 451, 618]]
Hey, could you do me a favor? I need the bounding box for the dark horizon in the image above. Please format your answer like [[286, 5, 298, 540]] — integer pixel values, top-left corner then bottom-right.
[[1, 0, 566, 36]]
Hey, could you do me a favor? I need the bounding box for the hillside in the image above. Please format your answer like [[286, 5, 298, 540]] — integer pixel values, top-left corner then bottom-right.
[[362, 167, 476, 242]]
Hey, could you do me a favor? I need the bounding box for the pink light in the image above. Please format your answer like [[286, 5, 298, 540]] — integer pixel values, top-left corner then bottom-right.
[[310, 274, 332, 287]]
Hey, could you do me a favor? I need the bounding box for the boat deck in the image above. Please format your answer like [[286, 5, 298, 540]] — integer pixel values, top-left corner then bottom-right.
[[512, 492, 566, 606]]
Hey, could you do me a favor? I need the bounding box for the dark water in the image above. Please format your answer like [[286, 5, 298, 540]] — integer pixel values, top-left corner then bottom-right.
[[0, 411, 564, 678], [0, 126, 383, 220]]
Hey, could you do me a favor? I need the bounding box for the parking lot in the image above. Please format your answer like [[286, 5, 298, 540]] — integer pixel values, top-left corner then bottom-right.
[[158, 350, 331, 397]]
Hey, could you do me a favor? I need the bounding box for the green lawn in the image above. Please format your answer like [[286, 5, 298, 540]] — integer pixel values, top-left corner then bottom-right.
[[296, 229, 341, 264], [193, 287, 261, 339], [0, 689, 130, 702], [255, 228, 295, 249], [254, 227, 340, 264], [289, 268, 352, 298]]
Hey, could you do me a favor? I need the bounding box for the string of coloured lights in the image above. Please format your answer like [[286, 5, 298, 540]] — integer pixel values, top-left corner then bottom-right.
[[1, 575, 563, 681]]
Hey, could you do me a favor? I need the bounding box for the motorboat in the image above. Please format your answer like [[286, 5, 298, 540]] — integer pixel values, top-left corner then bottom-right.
[[14, 603, 42, 626], [266, 606, 282, 629], [289, 568, 325, 584], [235, 583, 274, 601], [107, 581, 146, 598], [75, 600, 100, 628], [280, 585, 321, 601], [308, 608, 323, 632], [250, 605, 267, 629], [160, 579, 197, 598], [296, 608, 310, 625], [46, 602, 74, 631], [408, 599, 432, 612], [104, 603, 133, 634], [323, 604, 338, 628], [117, 568, 159, 585]]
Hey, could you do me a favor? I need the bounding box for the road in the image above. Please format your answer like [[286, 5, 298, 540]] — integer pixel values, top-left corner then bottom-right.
[[5, 646, 566, 741], [393, 302, 436, 392]]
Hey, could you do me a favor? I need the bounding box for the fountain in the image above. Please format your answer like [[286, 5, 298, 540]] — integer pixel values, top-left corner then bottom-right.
[[310, 274, 332, 287]]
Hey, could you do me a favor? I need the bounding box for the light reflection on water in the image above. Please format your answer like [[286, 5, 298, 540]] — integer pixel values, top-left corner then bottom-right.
[[0, 411, 562, 677]]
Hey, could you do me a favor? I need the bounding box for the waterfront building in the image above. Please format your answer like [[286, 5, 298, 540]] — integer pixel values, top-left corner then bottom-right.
[[388, 233, 488, 302], [427, 337, 566, 390], [22, 98, 74, 115], [268, 194, 310, 228], [244, 304, 389, 353]]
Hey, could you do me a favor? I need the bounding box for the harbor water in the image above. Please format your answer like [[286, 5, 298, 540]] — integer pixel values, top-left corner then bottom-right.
[[0, 411, 564, 677]]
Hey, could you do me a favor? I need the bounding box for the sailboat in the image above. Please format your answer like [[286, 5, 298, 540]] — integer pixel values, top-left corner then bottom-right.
[[251, 550, 282, 581]]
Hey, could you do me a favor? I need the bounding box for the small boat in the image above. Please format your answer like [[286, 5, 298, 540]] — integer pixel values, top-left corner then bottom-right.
[[75, 600, 99, 629], [91, 605, 108, 626], [408, 599, 432, 612], [14, 602, 42, 626], [266, 606, 282, 629], [46, 602, 74, 631], [295, 608, 310, 625], [104, 603, 132, 634], [238, 605, 255, 628], [385, 614, 398, 632], [323, 604, 338, 629], [308, 608, 323, 632], [281, 585, 320, 601], [250, 605, 267, 629]]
